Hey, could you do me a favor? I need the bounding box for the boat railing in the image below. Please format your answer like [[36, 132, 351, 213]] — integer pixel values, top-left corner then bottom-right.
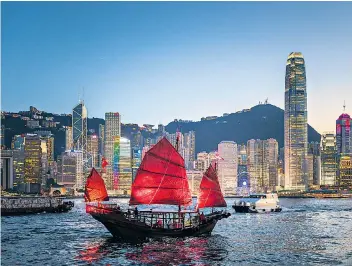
[[123, 210, 201, 230]]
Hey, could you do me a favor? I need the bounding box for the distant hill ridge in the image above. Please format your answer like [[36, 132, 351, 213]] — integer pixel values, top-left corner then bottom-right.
[[2, 104, 321, 157], [165, 104, 321, 153]]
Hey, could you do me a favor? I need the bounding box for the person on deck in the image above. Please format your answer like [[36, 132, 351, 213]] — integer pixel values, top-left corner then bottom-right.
[[134, 207, 139, 217], [199, 212, 206, 223]]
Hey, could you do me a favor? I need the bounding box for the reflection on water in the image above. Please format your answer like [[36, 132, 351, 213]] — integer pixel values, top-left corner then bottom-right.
[[2, 198, 352, 265]]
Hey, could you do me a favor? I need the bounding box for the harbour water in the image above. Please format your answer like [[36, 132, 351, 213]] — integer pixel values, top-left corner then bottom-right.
[[2, 198, 352, 265]]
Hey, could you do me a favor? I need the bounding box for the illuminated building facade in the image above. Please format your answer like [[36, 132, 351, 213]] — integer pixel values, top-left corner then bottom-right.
[[187, 170, 202, 196], [65, 126, 73, 150], [104, 112, 121, 190], [195, 152, 210, 173], [87, 134, 99, 168], [132, 146, 141, 182], [98, 124, 105, 161], [336, 113, 351, 155], [72, 102, 88, 168], [24, 134, 42, 186], [308, 141, 321, 185], [321, 132, 337, 186], [218, 141, 238, 196], [118, 137, 132, 195], [338, 155, 352, 187], [284, 52, 308, 190], [247, 139, 278, 192], [57, 150, 84, 189], [184, 131, 196, 169]]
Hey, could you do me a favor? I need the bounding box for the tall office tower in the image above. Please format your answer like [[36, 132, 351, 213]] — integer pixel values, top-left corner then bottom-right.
[[306, 154, 314, 186], [195, 152, 210, 172], [65, 126, 73, 150], [338, 155, 352, 187], [98, 124, 105, 165], [308, 141, 321, 185], [218, 141, 238, 196], [321, 132, 337, 186], [24, 134, 42, 192], [118, 137, 132, 195], [87, 134, 99, 168], [57, 150, 84, 189], [266, 139, 279, 188], [247, 139, 279, 192], [40, 138, 48, 185], [104, 112, 121, 190], [237, 144, 247, 165], [247, 139, 266, 193], [336, 111, 351, 155], [131, 146, 141, 182], [184, 131, 196, 169], [284, 52, 308, 190], [72, 101, 88, 168]]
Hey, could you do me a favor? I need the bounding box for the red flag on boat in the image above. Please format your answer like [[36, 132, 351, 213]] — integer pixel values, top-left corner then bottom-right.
[[197, 163, 227, 208], [130, 137, 192, 206], [85, 168, 109, 202], [101, 157, 108, 168]]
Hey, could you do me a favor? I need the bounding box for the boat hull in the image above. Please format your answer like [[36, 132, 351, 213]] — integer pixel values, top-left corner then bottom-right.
[[90, 211, 230, 240], [232, 205, 282, 213]]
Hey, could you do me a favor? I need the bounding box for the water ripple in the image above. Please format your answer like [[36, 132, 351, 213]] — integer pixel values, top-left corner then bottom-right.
[[2, 198, 352, 265]]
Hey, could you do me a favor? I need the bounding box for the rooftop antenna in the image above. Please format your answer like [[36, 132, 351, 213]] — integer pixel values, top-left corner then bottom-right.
[[78, 92, 81, 104], [82, 87, 85, 104], [343, 100, 346, 112]]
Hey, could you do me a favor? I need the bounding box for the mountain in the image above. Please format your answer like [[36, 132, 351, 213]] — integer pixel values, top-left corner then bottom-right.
[[165, 104, 321, 153], [2, 104, 321, 158]]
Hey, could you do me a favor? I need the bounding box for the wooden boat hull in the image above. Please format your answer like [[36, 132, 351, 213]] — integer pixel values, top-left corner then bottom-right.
[[90, 211, 230, 240]]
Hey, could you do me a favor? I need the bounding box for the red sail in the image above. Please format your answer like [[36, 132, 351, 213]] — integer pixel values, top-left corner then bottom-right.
[[197, 163, 227, 208], [84, 168, 109, 202], [130, 137, 192, 206]]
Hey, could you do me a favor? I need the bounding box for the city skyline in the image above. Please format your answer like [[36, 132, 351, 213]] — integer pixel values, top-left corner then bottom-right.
[[2, 2, 352, 134]]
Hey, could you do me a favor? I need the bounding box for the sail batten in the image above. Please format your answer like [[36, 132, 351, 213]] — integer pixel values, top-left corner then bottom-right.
[[85, 168, 109, 202], [197, 163, 227, 208], [130, 137, 192, 206]]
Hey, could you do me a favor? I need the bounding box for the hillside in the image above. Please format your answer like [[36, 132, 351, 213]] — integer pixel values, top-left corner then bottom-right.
[[165, 104, 321, 153], [2, 104, 321, 157]]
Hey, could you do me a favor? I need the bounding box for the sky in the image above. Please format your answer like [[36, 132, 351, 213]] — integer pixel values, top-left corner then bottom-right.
[[2, 2, 352, 134]]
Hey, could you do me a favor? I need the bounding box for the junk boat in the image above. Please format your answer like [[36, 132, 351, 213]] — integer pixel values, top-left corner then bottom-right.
[[85, 137, 230, 240], [232, 193, 282, 213]]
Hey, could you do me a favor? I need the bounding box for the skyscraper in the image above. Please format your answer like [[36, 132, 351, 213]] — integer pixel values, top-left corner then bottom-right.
[[65, 126, 73, 150], [336, 112, 351, 155], [321, 132, 337, 186], [247, 139, 278, 192], [218, 141, 238, 196], [104, 112, 121, 190], [87, 134, 99, 168], [24, 134, 42, 192], [57, 150, 84, 189], [284, 52, 308, 190], [72, 102, 88, 168], [118, 137, 132, 195], [183, 131, 196, 169]]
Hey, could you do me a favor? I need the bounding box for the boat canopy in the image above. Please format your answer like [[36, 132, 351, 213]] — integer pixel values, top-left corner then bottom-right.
[[129, 137, 192, 206], [84, 168, 109, 202], [197, 163, 227, 208]]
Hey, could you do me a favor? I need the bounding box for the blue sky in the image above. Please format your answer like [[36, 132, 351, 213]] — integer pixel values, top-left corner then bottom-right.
[[2, 2, 352, 133]]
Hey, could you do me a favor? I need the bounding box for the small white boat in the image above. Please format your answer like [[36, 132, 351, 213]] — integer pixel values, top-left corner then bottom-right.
[[232, 193, 282, 213]]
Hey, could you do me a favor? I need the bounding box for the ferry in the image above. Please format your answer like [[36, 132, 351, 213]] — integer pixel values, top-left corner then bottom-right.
[[232, 193, 282, 213]]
